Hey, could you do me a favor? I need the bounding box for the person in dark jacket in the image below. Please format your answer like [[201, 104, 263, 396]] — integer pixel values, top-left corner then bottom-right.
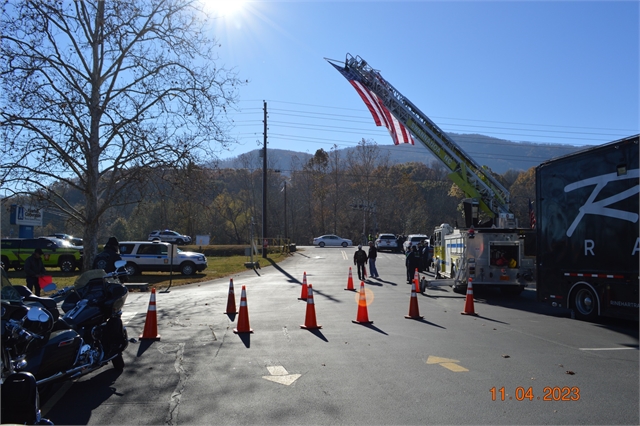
[[93, 236, 122, 273], [353, 244, 368, 281], [367, 241, 379, 278], [405, 245, 421, 284], [24, 248, 47, 296]]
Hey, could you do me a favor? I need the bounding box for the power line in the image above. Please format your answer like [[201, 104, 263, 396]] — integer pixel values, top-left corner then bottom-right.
[[230, 100, 635, 153], [238, 99, 638, 133]]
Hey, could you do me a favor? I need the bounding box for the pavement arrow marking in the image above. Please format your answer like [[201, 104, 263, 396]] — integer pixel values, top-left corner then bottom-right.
[[426, 356, 469, 372], [262, 366, 301, 385]]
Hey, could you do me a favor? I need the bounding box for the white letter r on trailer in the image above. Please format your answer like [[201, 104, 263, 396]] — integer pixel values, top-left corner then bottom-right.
[[584, 240, 595, 256]]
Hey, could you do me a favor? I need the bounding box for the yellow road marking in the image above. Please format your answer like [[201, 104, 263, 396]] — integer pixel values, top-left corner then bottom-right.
[[426, 356, 469, 372], [440, 362, 469, 372], [426, 356, 459, 364]]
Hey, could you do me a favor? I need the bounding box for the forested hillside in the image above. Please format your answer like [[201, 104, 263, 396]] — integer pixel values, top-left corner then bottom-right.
[[2, 139, 537, 246]]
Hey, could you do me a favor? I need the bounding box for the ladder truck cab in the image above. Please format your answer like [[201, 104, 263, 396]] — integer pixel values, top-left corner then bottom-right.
[[327, 53, 533, 296]]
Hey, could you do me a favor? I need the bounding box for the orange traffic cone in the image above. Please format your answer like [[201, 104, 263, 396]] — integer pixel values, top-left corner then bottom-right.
[[234, 285, 254, 333], [299, 271, 308, 300], [140, 288, 161, 340], [413, 268, 419, 286], [224, 278, 237, 314], [352, 281, 373, 325], [461, 278, 478, 316], [345, 267, 355, 291], [300, 284, 322, 330], [405, 281, 424, 319]]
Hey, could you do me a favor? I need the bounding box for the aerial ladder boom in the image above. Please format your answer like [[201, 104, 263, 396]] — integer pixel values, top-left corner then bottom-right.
[[328, 54, 512, 222]]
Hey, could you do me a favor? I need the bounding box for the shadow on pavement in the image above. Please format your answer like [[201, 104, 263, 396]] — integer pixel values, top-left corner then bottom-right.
[[237, 332, 251, 348], [405, 317, 447, 329], [44, 368, 123, 425], [303, 327, 329, 342], [351, 322, 389, 335]]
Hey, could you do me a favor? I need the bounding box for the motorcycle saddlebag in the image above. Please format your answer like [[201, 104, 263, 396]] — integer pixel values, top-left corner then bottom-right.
[[1, 371, 39, 425], [34, 329, 82, 380]]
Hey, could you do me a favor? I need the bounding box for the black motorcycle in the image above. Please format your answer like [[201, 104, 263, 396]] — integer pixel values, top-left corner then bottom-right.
[[1, 262, 129, 423]]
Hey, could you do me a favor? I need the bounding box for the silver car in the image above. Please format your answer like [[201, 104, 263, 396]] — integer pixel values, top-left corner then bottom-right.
[[403, 234, 429, 253], [147, 229, 191, 245], [313, 234, 352, 248], [375, 233, 399, 252]]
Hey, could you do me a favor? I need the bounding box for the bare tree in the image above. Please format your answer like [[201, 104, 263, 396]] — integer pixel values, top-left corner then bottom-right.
[[0, 0, 242, 267]]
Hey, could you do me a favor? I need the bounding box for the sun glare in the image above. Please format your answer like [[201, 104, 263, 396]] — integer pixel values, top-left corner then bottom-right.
[[204, 0, 246, 17]]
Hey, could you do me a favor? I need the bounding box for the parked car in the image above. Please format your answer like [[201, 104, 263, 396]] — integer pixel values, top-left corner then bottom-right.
[[119, 240, 206, 275], [41, 236, 83, 251], [312, 234, 353, 248], [48, 233, 83, 247], [147, 230, 191, 245], [375, 233, 400, 252], [1, 237, 82, 272], [402, 234, 429, 253]]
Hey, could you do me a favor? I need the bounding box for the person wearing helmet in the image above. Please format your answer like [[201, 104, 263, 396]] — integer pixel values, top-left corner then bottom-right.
[[93, 236, 122, 273], [353, 244, 368, 281]]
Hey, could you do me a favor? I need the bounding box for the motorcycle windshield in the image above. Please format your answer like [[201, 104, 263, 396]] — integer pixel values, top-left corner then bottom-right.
[[73, 269, 105, 290], [1, 268, 22, 302]]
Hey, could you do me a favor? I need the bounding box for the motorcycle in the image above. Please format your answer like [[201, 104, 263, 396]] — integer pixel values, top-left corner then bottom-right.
[[1, 261, 129, 423]]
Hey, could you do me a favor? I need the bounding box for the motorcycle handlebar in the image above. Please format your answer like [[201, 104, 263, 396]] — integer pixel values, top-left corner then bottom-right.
[[6, 321, 35, 343]]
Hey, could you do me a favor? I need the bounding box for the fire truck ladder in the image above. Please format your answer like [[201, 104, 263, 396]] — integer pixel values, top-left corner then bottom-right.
[[327, 54, 511, 219]]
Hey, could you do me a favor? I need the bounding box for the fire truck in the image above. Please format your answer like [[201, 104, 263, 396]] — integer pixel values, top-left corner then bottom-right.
[[432, 221, 535, 294], [328, 54, 534, 295]]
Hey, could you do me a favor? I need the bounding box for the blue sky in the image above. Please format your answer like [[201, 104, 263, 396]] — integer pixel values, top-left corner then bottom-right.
[[208, 1, 639, 161]]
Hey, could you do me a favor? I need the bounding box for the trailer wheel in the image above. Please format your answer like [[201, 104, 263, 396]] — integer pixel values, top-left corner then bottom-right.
[[572, 285, 598, 321]]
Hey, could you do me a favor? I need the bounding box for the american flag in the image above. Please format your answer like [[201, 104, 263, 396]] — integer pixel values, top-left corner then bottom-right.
[[330, 62, 414, 145], [529, 198, 536, 229]]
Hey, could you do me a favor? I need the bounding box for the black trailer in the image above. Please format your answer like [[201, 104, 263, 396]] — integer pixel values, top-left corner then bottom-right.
[[536, 135, 639, 321]]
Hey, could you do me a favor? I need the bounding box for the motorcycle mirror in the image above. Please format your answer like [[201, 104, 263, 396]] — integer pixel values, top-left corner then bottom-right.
[[26, 307, 51, 323], [42, 283, 57, 292], [114, 260, 127, 270]]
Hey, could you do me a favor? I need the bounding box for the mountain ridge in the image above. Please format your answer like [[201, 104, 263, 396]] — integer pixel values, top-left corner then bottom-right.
[[217, 132, 584, 174]]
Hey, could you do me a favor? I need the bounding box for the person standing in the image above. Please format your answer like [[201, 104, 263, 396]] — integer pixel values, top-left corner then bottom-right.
[[353, 244, 368, 281], [367, 241, 379, 278], [405, 245, 421, 284], [24, 248, 47, 296], [93, 236, 122, 273]]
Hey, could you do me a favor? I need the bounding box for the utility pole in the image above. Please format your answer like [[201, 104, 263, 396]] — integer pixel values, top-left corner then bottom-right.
[[283, 180, 288, 241], [262, 101, 268, 258]]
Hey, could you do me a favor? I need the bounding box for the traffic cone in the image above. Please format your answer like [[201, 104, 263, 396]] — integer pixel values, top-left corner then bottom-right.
[[224, 278, 237, 314], [413, 268, 419, 286], [140, 288, 161, 340], [234, 285, 254, 333], [299, 271, 308, 300], [345, 267, 355, 291], [405, 281, 424, 319], [363, 264, 367, 279], [352, 281, 373, 325], [300, 284, 322, 330], [461, 278, 478, 316]]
